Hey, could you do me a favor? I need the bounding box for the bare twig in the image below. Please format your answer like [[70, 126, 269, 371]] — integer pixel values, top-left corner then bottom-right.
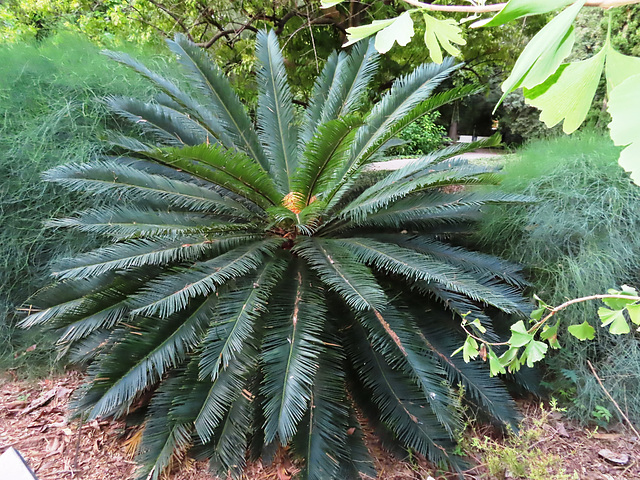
[[587, 360, 640, 441]]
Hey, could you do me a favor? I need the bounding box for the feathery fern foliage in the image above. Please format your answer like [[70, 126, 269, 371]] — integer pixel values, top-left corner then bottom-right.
[[24, 31, 531, 478]]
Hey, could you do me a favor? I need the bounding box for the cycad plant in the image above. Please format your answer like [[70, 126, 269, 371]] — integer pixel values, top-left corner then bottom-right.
[[23, 31, 531, 479]]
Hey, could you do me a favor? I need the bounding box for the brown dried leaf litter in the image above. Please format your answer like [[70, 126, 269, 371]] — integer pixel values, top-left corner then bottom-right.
[[0, 372, 638, 479]]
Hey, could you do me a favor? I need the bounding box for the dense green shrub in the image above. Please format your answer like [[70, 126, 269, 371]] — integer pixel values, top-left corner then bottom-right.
[[476, 133, 640, 424], [22, 32, 532, 478], [0, 33, 165, 374], [389, 111, 448, 156]]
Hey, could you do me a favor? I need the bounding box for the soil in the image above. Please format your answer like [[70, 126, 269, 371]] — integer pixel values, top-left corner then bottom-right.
[[0, 372, 638, 480]]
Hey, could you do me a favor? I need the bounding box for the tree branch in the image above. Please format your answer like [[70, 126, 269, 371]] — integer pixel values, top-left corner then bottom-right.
[[400, 0, 640, 12], [145, 0, 195, 40]]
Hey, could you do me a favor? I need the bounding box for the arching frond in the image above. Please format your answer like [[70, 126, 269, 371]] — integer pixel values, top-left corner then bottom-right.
[[101, 50, 230, 145], [385, 234, 528, 287], [346, 83, 482, 167], [194, 343, 258, 444], [255, 29, 299, 193], [343, 59, 460, 175], [323, 39, 379, 122], [44, 160, 253, 217], [83, 296, 217, 419], [20, 273, 128, 328], [199, 257, 289, 379], [299, 51, 342, 146], [136, 366, 210, 480], [345, 320, 458, 467], [205, 377, 255, 479], [357, 305, 460, 434], [106, 96, 222, 147], [52, 234, 257, 280], [48, 207, 226, 240], [292, 117, 361, 206], [167, 34, 269, 171], [156, 144, 281, 208], [338, 237, 525, 313], [323, 189, 529, 236], [339, 163, 502, 223], [131, 239, 279, 318], [261, 263, 326, 444], [293, 238, 386, 312], [417, 315, 519, 428], [294, 331, 349, 480]]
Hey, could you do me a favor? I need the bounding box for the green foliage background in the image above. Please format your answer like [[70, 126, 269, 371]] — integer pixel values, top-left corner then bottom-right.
[[477, 133, 640, 424]]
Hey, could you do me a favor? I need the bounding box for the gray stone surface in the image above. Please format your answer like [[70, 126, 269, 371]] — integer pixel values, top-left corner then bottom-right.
[[0, 448, 37, 480]]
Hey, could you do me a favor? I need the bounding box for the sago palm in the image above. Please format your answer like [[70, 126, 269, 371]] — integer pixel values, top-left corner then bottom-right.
[[23, 31, 531, 479]]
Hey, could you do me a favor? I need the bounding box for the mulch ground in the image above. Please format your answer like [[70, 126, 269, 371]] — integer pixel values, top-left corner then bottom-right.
[[0, 372, 637, 479]]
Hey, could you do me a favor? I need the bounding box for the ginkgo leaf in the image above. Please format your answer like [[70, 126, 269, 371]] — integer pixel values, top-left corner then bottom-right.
[[423, 14, 466, 64], [508, 320, 533, 348], [343, 18, 396, 48], [598, 307, 630, 335], [524, 46, 605, 134], [374, 12, 415, 54], [628, 304, 640, 326], [523, 340, 548, 367], [540, 321, 560, 349], [488, 348, 506, 376], [605, 48, 640, 92], [608, 73, 640, 185], [321, 0, 345, 7], [567, 321, 595, 341], [475, 0, 573, 28], [498, 0, 584, 107]]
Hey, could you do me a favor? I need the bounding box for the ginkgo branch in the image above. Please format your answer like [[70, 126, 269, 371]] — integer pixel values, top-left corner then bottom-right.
[[461, 293, 640, 346]]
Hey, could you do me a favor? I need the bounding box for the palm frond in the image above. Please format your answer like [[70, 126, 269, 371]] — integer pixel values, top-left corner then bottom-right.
[[20, 273, 126, 328], [323, 39, 379, 121], [205, 377, 255, 479], [135, 375, 197, 480], [53, 234, 257, 280], [44, 160, 253, 217], [342, 191, 530, 233], [345, 320, 458, 467], [106, 96, 224, 147], [255, 30, 299, 193], [337, 408, 376, 479], [83, 296, 217, 419], [351, 135, 502, 202], [167, 34, 269, 171], [417, 314, 519, 427], [194, 343, 258, 444], [155, 144, 281, 208], [261, 262, 326, 444], [293, 238, 386, 311], [299, 51, 342, 146], [131, 238, 279, 318], [199, 257, 289, 379], [292, 117, 361, 206], [339, 163, 502, 223], [347, 84, 482, 167], [342, 58, 460, 176], [384, 234, 528, 287], [338, 237, 525, 314], [294, 331, 349, 480], [357, 305, 460, 434], [48, 207, 229, 240], [102, 50, 230, 145]]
